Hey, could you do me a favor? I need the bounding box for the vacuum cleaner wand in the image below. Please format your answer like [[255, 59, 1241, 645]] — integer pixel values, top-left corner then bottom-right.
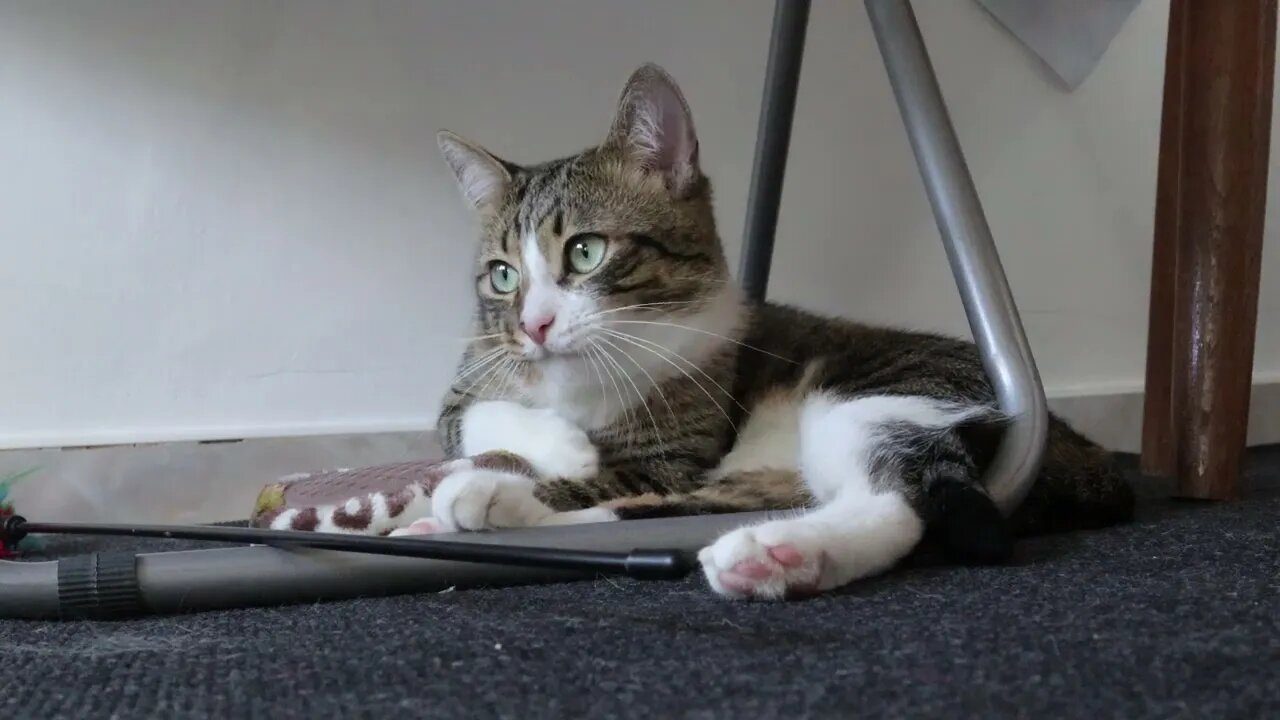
[[0, 515, 694, 581]]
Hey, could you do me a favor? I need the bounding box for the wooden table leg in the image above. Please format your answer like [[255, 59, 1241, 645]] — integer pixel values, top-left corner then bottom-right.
[[1140, 0, 1277, 499], [1139, 0, 1190, 479]]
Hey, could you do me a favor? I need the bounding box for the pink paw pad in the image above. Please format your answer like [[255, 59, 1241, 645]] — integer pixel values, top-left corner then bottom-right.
[[731, 558, 775, 580], [717, 544, 823, 599], [717, 572, 760, 595], [767, 544, 805, 568], [394, 518, 443, 536]]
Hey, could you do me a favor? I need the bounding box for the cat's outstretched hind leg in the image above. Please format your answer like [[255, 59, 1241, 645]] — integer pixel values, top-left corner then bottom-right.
[[698, 393, 996, 600], [698, 489, 923, 599]]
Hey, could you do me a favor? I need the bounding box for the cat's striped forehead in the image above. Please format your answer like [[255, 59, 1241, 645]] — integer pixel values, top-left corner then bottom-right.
[[480, 149, 652, 261], [483, 156, 581, 262], [506, 158, 579, 236]]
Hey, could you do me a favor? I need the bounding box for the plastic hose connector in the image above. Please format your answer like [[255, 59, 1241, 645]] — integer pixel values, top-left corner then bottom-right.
[[57, 552, 145, 619], [0, 515, 28, 545]]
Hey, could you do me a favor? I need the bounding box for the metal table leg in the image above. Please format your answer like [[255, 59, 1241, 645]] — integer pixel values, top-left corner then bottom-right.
[[865, 0, 1047, 513], [738, 0, 810, 302], [736, 0, 1047, 513]]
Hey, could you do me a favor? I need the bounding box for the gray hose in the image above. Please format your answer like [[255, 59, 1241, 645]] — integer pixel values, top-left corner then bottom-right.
[[0, 511, 779, 620]]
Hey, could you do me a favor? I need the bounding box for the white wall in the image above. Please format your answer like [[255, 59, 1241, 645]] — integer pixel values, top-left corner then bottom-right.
[[2, 0, 1278, 450]]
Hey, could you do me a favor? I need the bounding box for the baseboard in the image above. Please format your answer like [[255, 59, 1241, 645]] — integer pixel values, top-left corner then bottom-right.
[[2, 431, 442, 525], [5, 381, 1279, 525], [1047, 379, 1280, 454], [0, 417, 435, 453]]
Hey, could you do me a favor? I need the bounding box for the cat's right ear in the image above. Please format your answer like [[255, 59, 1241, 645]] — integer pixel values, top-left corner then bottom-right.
[[437, 130, 515, 211]]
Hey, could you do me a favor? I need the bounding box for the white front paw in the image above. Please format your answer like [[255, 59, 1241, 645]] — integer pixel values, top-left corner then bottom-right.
[[462, 401, 599, 480], [430, 468, 552, 531], [520, 411, 598, 480]]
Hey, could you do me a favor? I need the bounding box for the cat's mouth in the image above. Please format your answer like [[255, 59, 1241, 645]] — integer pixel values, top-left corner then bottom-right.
[[522, 342, 587, 361], [517, 321, 593, 360], [519, 332, 602, 364]]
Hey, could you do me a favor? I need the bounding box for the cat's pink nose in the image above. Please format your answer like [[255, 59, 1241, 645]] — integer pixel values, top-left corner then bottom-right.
[[521, 315, 556, 345]]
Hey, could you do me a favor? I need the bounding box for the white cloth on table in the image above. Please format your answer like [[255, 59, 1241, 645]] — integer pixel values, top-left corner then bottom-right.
[[976, 0, 1143, 90]]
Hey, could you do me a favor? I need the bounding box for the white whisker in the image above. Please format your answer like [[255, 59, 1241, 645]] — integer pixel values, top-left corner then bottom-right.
[[588, 340, 639, 447], [601, 329, 738, 430], [474, 357, 514, 401], [587, 342, 634, 447], [455, 347, 504, 380], [597, 335, 680, 430], [588, 300, 699, 318], [594, 337, 665, 451], [451, 333, 505, 343], [583, 344, 609, 415], [662, 277, 732, 284], [601, 327, 746, 413], [455, 352, 508, 399], [491, 356, 523, 400], [602, 319, 796, 364], [454, 350, 506, 392]]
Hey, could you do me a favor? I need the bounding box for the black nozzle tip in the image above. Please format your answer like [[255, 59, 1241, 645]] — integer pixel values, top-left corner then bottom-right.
[[623, 549, 697, 581], [1, 514, 28, 545]]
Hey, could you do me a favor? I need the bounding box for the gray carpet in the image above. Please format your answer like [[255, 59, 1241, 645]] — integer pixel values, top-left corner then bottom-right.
[[3, 451, 1279, 720]]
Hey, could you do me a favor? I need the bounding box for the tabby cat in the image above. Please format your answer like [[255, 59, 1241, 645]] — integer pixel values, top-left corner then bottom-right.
[[414, 64, 1134, 600]]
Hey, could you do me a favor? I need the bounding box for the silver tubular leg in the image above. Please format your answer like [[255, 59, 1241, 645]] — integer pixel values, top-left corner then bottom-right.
[[738, 0, 811, 302], [865, 0, 1048, 514]]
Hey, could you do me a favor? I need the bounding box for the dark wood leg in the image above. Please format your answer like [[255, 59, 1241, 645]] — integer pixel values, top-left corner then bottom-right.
[[1139, 0, 1189, 479], [1141, 0, 1277, 499]]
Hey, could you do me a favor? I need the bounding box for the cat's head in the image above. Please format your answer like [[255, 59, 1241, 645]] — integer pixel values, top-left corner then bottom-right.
[[438, 64, 733, 364]]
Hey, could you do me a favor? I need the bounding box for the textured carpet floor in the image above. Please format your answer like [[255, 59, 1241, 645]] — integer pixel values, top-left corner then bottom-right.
[[3, 452, 1279, 720]]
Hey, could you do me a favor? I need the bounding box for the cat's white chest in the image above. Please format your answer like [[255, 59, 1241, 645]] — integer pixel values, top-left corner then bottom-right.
[[525, 356, 629, 432]]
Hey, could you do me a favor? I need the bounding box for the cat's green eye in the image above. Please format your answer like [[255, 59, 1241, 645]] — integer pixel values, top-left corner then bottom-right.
[[488, 262, 520, 294], [566, 234, 607, 274]]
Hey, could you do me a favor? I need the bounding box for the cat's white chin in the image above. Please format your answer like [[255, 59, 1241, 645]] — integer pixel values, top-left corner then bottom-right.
[[520, 328, 597, 359], [520, 344, 550, 361]]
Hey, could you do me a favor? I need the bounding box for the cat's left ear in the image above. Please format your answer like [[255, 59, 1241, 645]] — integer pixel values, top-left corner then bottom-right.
[[437, 130, 516, 211], [606, 63, 701, 197]]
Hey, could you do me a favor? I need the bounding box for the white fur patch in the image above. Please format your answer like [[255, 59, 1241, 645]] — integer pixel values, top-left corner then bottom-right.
[[269, 508, 299, 531], [461, 400, 598, 480], [538, 507, 618, 526], [799, 393, 990, 502], [698, 393, 987, 600], [519, 229, 557, 331]]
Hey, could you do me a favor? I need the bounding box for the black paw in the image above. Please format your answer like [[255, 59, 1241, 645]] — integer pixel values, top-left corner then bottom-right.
[[927, 478, 1013, 566]]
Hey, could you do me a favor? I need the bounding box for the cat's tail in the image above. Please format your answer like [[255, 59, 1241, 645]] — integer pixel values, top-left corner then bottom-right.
[[1007, 416, 1136, 538]]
